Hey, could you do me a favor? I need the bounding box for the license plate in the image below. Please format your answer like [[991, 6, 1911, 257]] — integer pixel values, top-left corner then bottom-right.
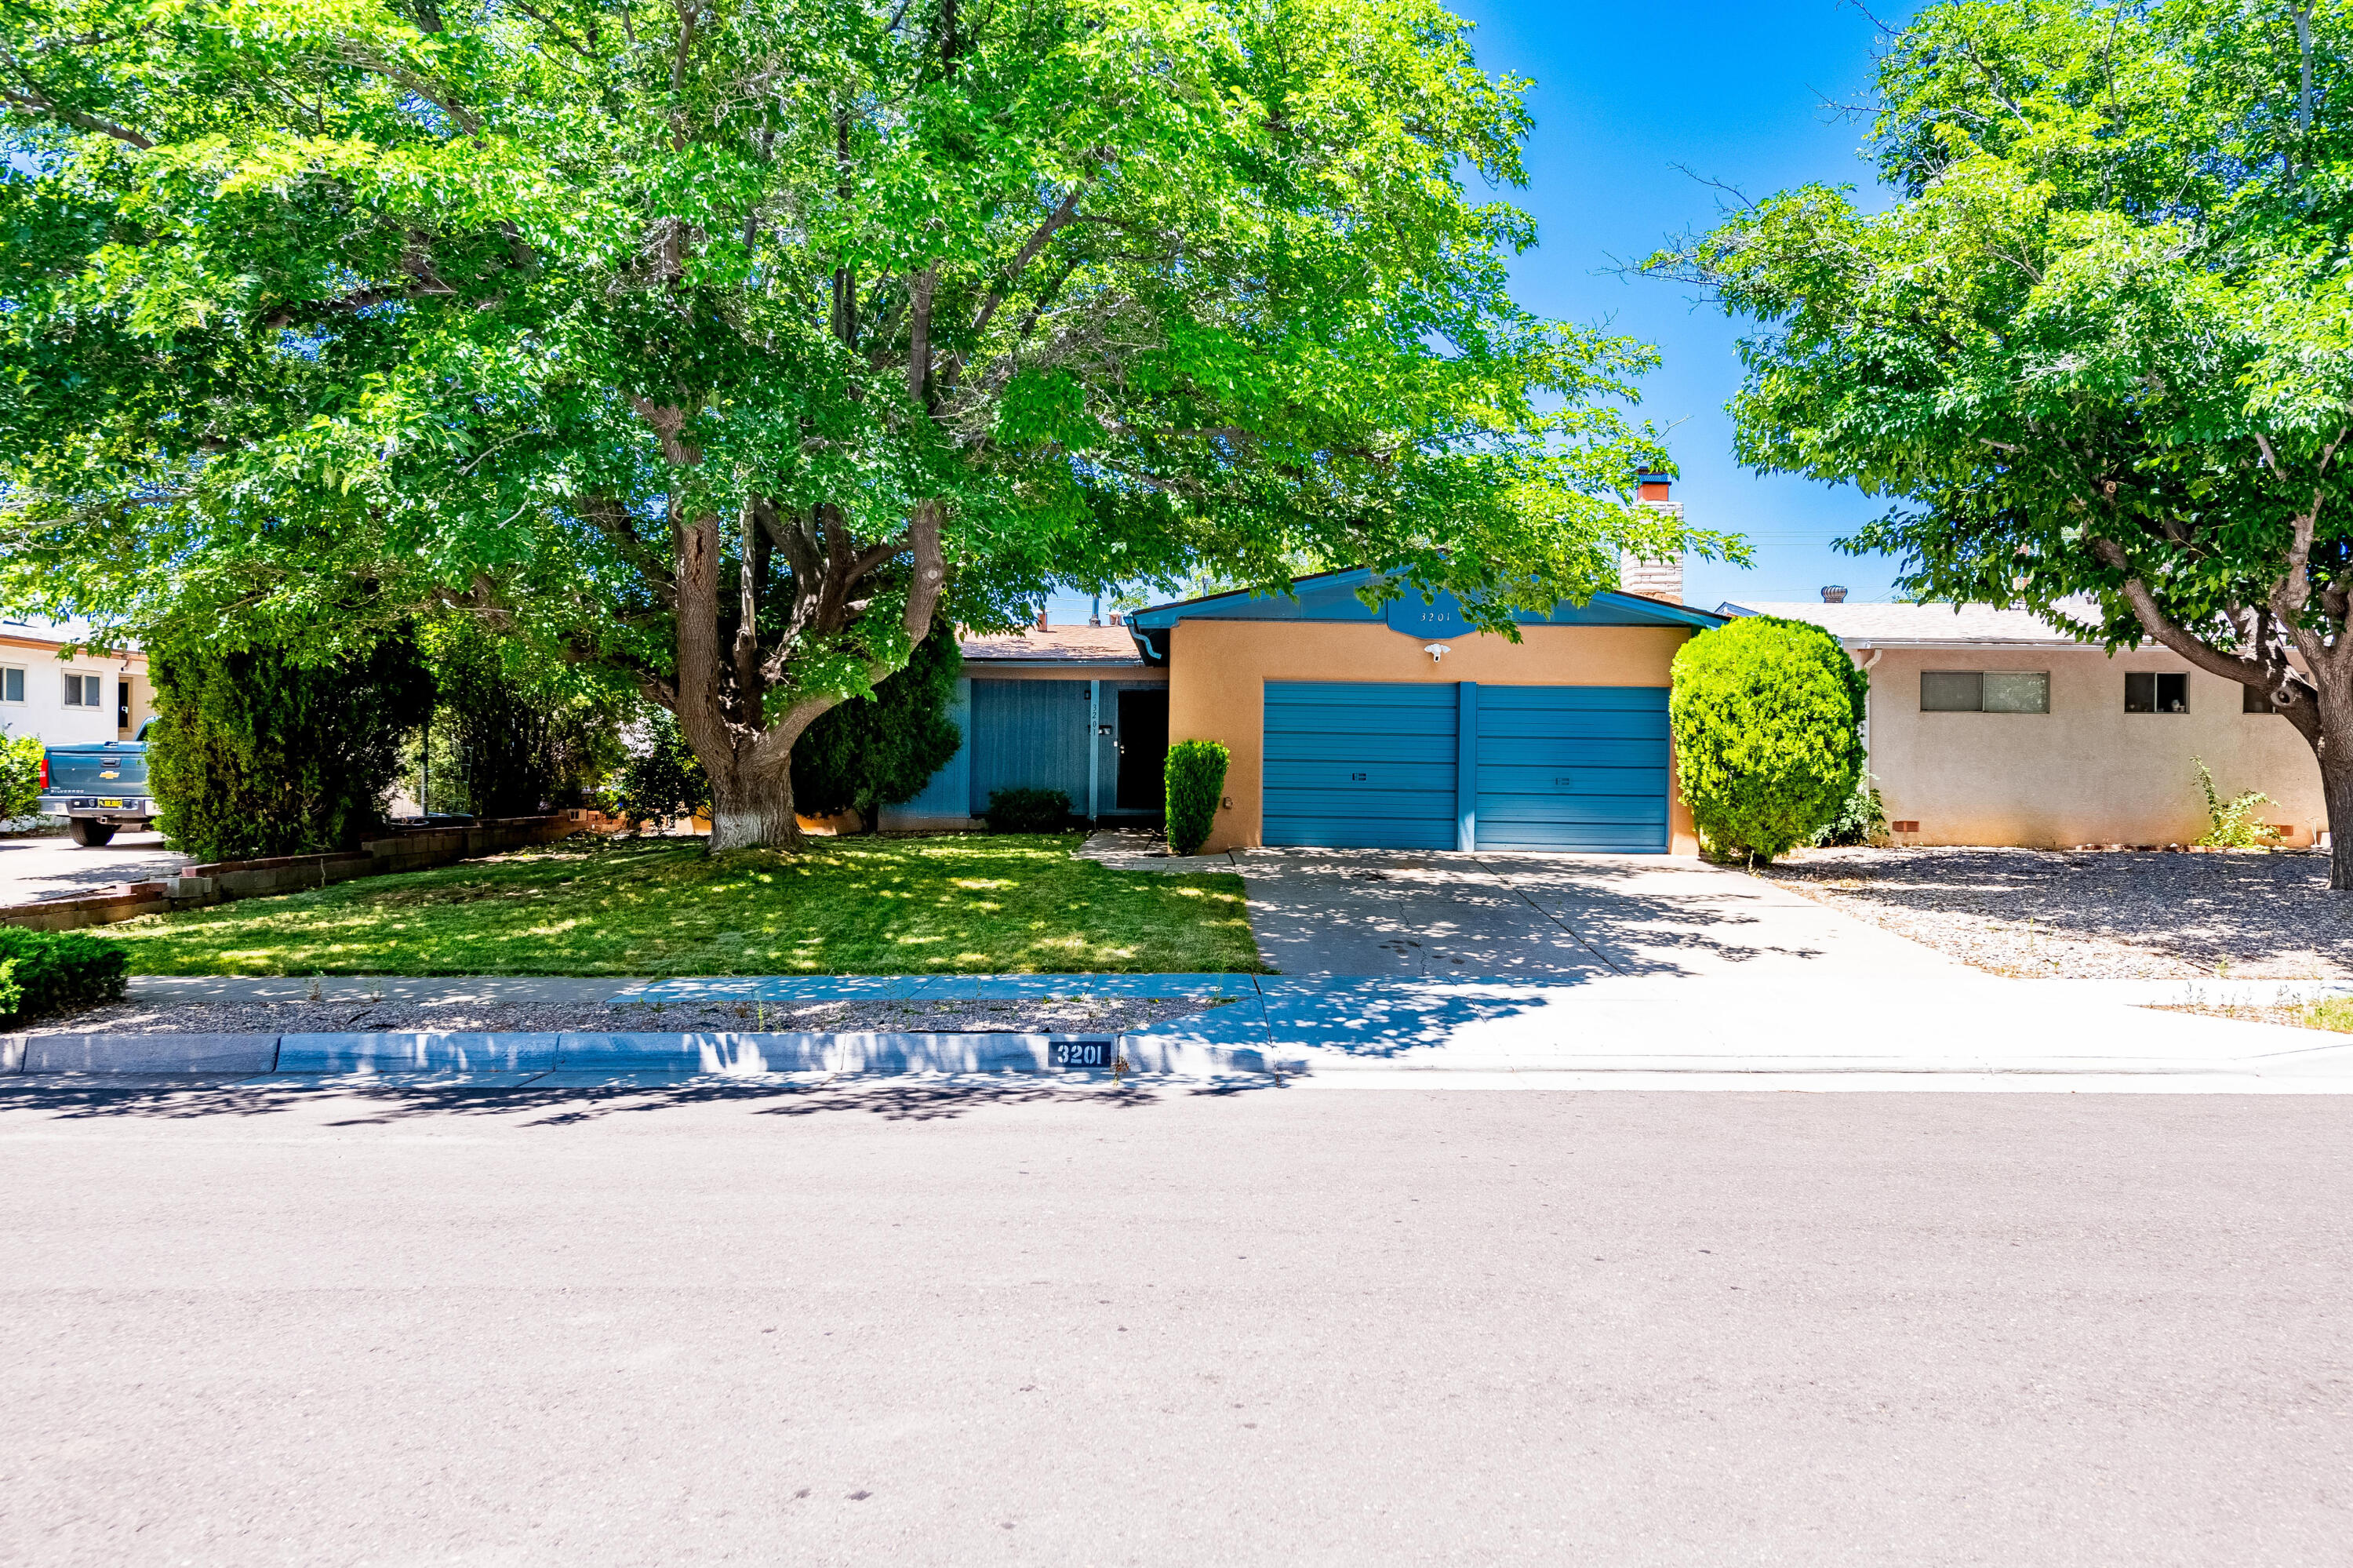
[[97, 799, 123, 809], [1050, 1039, 1115, 1071]]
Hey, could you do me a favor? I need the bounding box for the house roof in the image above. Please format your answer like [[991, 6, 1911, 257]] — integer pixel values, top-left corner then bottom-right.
[[1721, 600, 2088, 648], [1130, 566, 1726, 635], [957, 624, 1147, 666]]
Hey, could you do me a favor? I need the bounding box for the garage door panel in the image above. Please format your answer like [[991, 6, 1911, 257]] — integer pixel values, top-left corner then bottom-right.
[[1474, 686, 1668, 853], [1264, 732, 1457, 766], [1479, 794, 1669, 827], [1478, 763, 1666, 798], [1263, 681, 1457, 849], [1264, 759, 1458, 793]]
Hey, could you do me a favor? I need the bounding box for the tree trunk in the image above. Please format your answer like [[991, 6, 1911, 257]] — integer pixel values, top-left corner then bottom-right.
[[708, 757, 802, 852], [2311, 701, 2353, 891]]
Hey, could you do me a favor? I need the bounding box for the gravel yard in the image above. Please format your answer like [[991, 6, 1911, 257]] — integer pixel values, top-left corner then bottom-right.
[[1766, 846, 2353, 979], [20, 994, 1226, 1038]]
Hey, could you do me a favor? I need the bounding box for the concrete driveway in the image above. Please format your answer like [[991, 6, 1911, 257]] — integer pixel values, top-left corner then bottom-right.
[[1128, 844, 1976, 980], [0, 830, 186, 904]]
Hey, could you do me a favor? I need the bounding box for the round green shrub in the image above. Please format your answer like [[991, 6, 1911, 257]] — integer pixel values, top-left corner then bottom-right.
[[1163, 739, 1230, 857], [1669, 616, 1867, 864]]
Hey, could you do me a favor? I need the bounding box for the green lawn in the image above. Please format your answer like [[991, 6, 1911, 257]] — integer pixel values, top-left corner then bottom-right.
[[110, 834, 1266, 976]]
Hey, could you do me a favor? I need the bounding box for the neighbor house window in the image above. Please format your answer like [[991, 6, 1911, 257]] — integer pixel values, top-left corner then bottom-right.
[[61, 672, 103, 708], [0, 665, 21, 704], [1921, 671, 2049, 713], [2126, 672, 2188, 713], [2245, 684, 2273, 714]]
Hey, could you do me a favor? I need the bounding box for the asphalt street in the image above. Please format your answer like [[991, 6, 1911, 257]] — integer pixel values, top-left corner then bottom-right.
[[2, 1080, 2347, 1566]]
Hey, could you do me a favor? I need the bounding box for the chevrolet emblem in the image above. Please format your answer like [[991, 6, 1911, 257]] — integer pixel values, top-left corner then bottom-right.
[[98, 770, 119, 780]]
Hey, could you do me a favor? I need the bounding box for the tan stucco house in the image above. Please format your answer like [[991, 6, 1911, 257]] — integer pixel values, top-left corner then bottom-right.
[[1726, 599, 2326, 849]]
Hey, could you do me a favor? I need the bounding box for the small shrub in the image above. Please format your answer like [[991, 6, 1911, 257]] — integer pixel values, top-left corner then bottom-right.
[[617, 710, 711, 827], [984, 788, 1071, 833], [0, 729, 42, 823], [2194, 758, 2280, 849], [1670, 616, 1867, 864], [0, 926, 130, 1021], [1164, 739, 1230, 857], [1814, 770, 1891, 847]]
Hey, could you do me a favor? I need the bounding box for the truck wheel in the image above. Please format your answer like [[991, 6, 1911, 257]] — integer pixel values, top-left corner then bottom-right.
[[67, 819, 117, 847]]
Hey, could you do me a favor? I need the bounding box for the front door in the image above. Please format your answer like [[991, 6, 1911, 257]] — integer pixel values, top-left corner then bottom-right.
[[1115, 689, 1169, 810]]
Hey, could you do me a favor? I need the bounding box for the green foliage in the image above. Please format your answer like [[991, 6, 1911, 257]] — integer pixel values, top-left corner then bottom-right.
[[0, 729, 42, 822], [1670, 617, 1867, 864], [0, 0, 1742, 844], [424, 621, 625, 817], [1164, 739, 1231, 857], [109, 835, 1267, 977], [791, 620, 962, 827], [2194, 758, 2281, 849], [1647, 0, 2353, 869], [984, 788, 1071, 834], [1814, 771, 1891, 849], [147, 634, 437, 863], [617, 711, 713, 828], [0, 926, 130, 1020]]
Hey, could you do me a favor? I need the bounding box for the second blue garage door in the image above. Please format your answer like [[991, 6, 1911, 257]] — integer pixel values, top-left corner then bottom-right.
[[1472, 686, 1670, 853], [1261, 681, 1669, 853]]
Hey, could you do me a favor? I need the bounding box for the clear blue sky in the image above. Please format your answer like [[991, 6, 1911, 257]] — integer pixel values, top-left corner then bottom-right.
[[1052, 0, 1920, 622]]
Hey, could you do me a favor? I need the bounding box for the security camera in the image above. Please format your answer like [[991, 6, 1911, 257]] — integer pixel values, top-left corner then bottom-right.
[[1424, 643, 1450, 663]]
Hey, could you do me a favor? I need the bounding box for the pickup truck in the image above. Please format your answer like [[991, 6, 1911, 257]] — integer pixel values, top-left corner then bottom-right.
[[38, 722, 155, 846]]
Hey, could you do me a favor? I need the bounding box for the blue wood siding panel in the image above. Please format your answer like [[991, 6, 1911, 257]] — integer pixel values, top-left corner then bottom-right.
[[896, 677, 973, 818], [1473, 686, 1670, 853], [1262, 682, 1459, 849], [969, 679, 1093, 813]]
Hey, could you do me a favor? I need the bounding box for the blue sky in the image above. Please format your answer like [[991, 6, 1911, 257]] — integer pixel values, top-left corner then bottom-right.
[[1052, 0, 1920, 622]]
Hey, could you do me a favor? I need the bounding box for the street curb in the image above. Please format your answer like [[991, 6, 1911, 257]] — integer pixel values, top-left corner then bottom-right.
[[0, 1030, 1291, 1079]]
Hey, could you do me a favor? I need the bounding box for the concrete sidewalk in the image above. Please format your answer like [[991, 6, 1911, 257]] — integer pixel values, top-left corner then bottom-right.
[[32, 967, 2353, 1091]]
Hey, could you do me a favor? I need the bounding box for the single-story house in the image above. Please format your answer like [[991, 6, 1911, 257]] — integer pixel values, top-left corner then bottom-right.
[[1724, 598, 2326, 848], [0, 620, 153, 749], [887, 554, 1725, 855]]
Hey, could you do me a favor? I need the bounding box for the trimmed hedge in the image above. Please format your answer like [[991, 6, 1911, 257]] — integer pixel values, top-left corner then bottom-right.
[[1669, 616, 1867, 864], [984, 788, 1071, 833], [1164, 739, 1230, 857], [0, 926, 131, 1023]]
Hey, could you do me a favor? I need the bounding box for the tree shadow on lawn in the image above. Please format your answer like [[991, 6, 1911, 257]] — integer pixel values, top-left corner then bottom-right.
[[0, 1071, 1282, 1126]]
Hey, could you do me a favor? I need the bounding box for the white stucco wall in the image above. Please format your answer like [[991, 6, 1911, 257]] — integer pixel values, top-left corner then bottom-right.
[[1862, 646, 2324, 847], [0, 632, 153, 750]]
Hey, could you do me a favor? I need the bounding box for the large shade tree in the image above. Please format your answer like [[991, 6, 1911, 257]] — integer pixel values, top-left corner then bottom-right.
[[1649, 0, 2353, 883], [2, 0, 1731, 848]]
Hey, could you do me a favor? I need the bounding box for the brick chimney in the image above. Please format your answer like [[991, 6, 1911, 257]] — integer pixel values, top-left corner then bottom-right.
[[1035, 605, 1049, 630], [1619, 472, 1684, 604]]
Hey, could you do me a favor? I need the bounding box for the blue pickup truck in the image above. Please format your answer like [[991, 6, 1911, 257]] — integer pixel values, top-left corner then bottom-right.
[[38, 723, 156, 846]]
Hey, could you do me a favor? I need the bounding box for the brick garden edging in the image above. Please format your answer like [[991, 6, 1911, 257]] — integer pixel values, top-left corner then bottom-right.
[[0, 814, 598, 933]]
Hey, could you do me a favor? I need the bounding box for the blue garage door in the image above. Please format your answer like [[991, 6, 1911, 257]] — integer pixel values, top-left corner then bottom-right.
[[1262, 682, 1458, 849], [1475, 686, 1669, 852]]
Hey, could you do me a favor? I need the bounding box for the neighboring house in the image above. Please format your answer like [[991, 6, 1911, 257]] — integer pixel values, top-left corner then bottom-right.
[[0, 621, 154, 750], [1723, 598, 2325, 848]]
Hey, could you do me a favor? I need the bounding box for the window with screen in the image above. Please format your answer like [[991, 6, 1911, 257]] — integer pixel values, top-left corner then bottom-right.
[[1922, 671, 2048, 713], [2245, 684, 2273, 714], [2125, 672, 2189, 713], [0, 666, 21, 704], [62, 672, 102, 708]]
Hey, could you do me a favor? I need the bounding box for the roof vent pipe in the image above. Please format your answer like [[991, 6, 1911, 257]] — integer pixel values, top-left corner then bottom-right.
[[1820, 585, 1849, 603]]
